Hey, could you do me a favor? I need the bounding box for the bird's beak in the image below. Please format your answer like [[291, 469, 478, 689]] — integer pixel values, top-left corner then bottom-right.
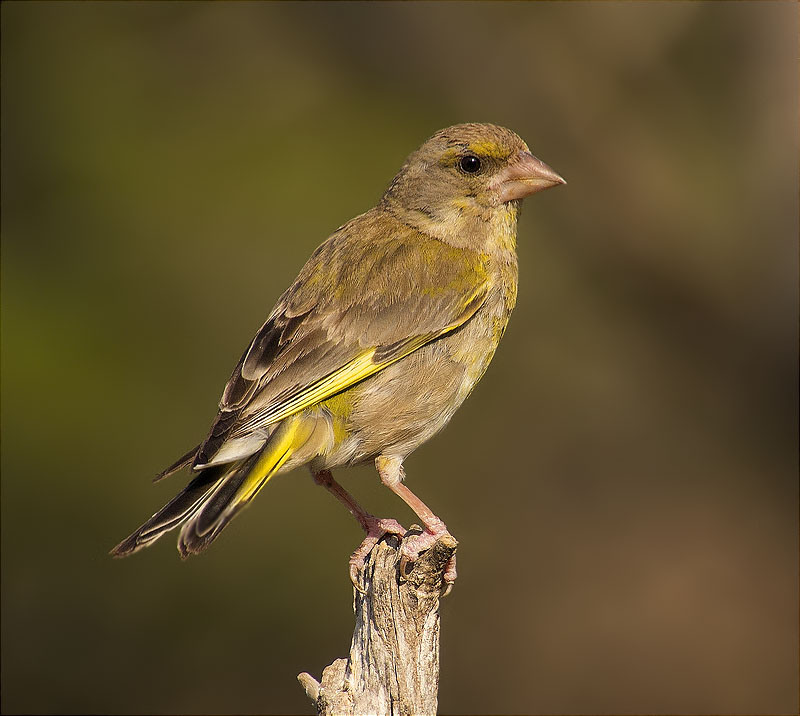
[[493, 151, 566, 203]]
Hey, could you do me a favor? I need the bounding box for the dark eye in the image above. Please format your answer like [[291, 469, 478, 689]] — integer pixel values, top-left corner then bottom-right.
[[459, 154, 482, 174]]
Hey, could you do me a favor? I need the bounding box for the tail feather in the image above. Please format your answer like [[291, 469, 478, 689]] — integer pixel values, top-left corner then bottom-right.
[[110, 465, 227, 557], [152, 444, 200, 483], [111, 416, 316, 559], [178, 417, 312, 556]]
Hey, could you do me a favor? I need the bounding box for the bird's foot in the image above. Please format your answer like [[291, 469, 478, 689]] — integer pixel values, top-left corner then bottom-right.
[[349, 517, 407, 593], [400, 522, 458, 596]]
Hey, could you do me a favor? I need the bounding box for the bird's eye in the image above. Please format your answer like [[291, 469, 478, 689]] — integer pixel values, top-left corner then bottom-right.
[[459, 154, 482, 174]]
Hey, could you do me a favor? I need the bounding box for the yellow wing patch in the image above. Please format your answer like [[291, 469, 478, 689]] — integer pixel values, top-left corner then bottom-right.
[[237, 284, 488, 436], [245, 348, 379, 431]]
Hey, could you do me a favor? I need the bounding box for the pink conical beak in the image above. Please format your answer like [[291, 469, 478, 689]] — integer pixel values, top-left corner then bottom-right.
[[494, 151, 566, 203]]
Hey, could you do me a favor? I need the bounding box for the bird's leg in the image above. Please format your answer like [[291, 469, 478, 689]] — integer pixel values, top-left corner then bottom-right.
[[375, 456, 458, 591], [312, 469, 406, 591]]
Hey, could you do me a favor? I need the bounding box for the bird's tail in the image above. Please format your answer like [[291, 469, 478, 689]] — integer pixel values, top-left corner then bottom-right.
[[110, 416, 314, 558]]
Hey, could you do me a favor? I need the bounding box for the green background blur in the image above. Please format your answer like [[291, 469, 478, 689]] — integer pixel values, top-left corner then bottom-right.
[[2, 2, 797, 714]]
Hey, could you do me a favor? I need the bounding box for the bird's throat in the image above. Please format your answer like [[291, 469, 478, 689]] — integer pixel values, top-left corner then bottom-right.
[[385, 196, 518, 253]]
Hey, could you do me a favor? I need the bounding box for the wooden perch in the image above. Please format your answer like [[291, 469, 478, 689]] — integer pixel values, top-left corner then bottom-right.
[[298, 529, 458, 716]]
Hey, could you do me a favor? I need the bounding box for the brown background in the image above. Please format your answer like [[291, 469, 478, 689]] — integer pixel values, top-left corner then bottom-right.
[[2, 2, 797, 714]]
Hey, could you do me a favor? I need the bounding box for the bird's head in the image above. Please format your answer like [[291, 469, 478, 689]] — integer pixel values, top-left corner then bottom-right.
[[382, 123, 565, 249]]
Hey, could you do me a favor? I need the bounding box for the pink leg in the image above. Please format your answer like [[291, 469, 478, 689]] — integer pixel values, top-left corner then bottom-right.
[[313, 470, 406, 590], [375, 456, 458, 590]]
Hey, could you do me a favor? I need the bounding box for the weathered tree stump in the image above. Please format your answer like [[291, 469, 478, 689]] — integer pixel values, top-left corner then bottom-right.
[[298, 530, 458, 716]]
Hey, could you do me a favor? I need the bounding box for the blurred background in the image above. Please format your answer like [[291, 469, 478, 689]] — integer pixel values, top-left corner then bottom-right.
[[2, 2, 797, 714]]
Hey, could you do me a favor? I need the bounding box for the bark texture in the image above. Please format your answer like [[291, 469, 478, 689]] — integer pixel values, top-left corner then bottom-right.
[[298, 531, 457, 716]]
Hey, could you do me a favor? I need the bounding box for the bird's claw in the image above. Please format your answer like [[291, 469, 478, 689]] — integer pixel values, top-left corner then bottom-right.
[[398, 526, 458, 596], [441, 558, 457, 597], [349, 517, 407, 593], [349, 519, 458, 596]]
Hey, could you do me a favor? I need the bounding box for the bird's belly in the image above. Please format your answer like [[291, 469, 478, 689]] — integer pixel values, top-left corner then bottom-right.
[[317, 314, 503, 469]]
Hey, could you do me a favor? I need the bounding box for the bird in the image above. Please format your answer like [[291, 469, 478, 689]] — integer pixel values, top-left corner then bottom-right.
[[111, 123, 565, 591]]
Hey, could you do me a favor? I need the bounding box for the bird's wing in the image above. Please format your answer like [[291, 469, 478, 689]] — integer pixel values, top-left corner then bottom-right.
[[193, 211, 490, 467]]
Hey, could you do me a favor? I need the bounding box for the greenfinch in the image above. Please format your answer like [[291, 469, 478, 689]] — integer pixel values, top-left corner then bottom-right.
[[111, 123, 565, 589]]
